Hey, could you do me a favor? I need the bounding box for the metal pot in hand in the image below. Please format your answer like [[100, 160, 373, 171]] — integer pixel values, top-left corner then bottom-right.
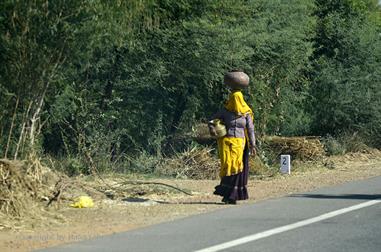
[[210, 119, 227, 138]]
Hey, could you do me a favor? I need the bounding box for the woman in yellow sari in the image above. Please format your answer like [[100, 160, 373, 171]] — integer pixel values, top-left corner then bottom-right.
[[209, 72, 256, 204]]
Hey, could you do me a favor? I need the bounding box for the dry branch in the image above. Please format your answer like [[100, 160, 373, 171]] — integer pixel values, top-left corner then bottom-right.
[[117, 180, 193, 196]]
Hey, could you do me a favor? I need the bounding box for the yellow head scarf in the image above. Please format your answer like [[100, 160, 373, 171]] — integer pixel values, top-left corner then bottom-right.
[[224, 90, 253, 116]]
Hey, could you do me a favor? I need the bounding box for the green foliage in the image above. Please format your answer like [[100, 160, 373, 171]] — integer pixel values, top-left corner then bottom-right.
[[125, 151, 161, 174], [244, 0, 316, 136], [0, 0, 99, 158], [63, 157, 88, 177], [322, 135, 347, 155], [323, 132, 370, 155], [1, 0, 380, 172], [310, 0, 381, 146]]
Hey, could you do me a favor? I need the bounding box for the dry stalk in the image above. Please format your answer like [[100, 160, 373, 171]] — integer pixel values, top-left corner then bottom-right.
[[14, 101, 32, 160], [4, 96, 19, 159], [26, 153, 44, 183], [47, 178, 69, 207]]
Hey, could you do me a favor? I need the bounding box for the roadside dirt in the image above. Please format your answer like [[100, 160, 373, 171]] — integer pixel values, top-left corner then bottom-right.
[[1, 151, 381, 252]]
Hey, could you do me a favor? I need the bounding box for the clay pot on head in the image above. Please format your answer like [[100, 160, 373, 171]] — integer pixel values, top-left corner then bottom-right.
[[224, 71, 250, 90]]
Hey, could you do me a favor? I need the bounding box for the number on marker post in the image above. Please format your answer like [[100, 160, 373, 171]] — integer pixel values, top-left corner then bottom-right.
[[280, 155, 291, 174]]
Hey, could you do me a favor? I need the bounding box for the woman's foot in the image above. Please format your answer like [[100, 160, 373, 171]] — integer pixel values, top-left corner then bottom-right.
[[226, 199, 237, 205], [222, 197, 236, 205]]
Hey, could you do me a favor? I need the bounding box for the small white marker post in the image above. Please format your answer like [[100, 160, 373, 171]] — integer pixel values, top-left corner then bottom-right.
[[280, 155, 291, 174]]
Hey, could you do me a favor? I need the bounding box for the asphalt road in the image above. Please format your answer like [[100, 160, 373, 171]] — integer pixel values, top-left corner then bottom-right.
[[38, 176, 381, 252]]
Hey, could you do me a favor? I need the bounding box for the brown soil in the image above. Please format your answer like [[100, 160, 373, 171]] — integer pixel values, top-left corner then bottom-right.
[[1, 151, 381, 252]]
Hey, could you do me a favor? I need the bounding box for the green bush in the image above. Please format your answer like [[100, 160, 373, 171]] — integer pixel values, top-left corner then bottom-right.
[[126, 151, 162, 174], [322, 136, 347, 156], [322, 132, 371, 156], [338, 132, 370, 153], [60, 157, 87, 176]]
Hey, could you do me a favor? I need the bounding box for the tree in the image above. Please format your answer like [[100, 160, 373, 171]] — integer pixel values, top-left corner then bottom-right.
[[309, 0, 381, 146], [0, 0, 98, 158]]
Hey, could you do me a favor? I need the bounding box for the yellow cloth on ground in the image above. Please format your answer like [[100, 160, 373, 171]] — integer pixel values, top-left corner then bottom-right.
[[217, 90, 254, 178], [70, 196, 94, 208], [217, 137, 245, 177]]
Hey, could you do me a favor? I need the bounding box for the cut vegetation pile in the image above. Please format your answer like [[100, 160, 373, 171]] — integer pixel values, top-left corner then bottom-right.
[[0, 159, 39, 219], [0, 157, 64, 229], [157, 146, 219, 179], [0, 157, 195, 230], [263, 136, 325, 161]]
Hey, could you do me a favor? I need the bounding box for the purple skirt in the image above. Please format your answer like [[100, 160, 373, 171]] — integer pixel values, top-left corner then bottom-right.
[[214, 142, 249, 201]]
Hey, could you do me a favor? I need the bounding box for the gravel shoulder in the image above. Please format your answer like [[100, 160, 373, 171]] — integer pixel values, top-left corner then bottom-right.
[[1, 151, 381, 252]]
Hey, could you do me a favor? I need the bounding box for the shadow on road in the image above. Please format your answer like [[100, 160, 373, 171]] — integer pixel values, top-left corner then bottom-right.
[[122, 197, 225, 205], [155, 200, 226, 205], [290, 194, 381, 200]]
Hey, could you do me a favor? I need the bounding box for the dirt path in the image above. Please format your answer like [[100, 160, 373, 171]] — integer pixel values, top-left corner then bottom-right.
[[1, 152, 381, 252]]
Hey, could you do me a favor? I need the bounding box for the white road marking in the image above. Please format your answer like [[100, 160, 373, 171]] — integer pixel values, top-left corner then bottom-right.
[[194, 199, 381, 252]]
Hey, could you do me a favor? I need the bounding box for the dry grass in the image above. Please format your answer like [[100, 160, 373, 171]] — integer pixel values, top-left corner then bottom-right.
[[249, 155, 276, 177], [0, 159, 38, 219], [156, 146, 219, 179], [263, 136, 325, 161], [0, 155, 79, 230]]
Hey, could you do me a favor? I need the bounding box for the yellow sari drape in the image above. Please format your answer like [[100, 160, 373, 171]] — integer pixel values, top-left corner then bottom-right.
[[217, 137, 245, 177], [218, 90, 253, 177], [224, 90, 253, 117]]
